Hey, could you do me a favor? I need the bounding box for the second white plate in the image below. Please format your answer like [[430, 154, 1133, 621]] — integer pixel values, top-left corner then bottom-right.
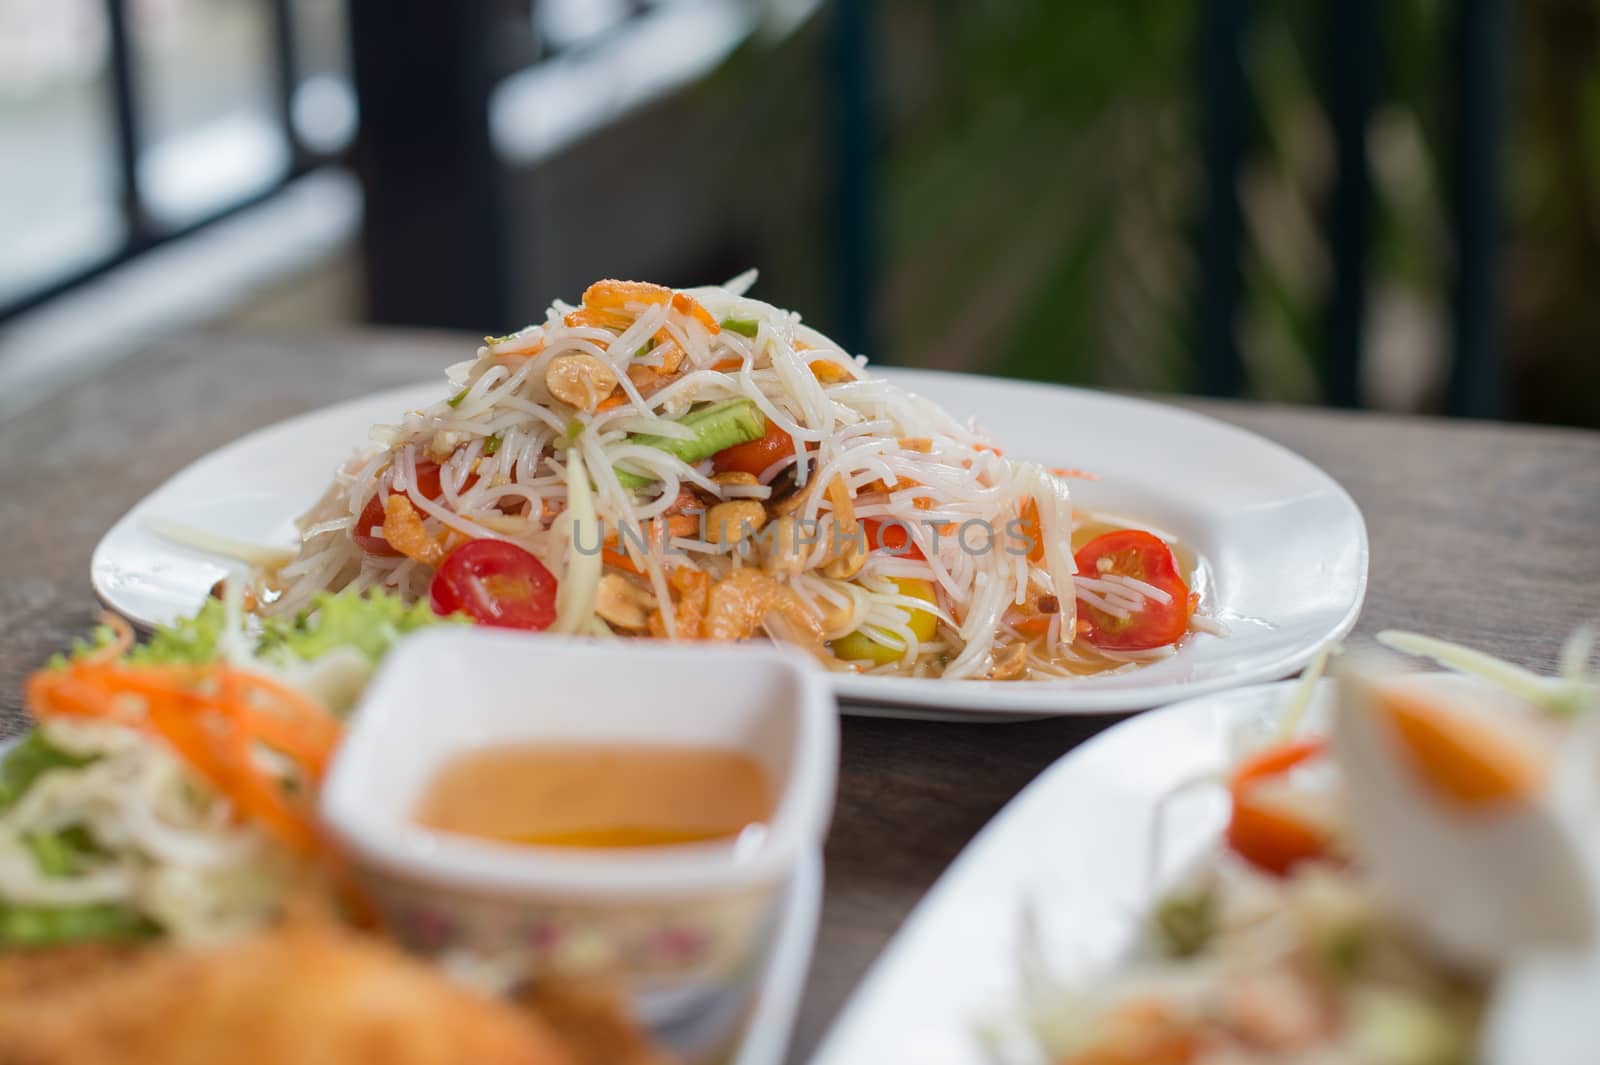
[[810, 680, 1328, 1065], [91, 368, 1367, 719]]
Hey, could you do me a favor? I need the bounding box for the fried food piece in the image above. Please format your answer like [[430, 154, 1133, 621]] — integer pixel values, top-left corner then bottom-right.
[[0, 943, 148, 1000], [0, 925, 573, 1065]]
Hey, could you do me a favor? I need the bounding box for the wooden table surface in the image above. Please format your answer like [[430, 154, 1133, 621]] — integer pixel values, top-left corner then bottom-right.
[[1, 329, 1597, 1061]]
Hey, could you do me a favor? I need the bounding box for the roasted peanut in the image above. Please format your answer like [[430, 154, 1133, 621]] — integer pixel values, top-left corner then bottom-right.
[[771, 487, 808, 517], [545, 354, 619, 411], [761, 516, 806, 577], [705, 500, 767, 545], [820, 531, 865, 579], [595, 574, 655, 631]]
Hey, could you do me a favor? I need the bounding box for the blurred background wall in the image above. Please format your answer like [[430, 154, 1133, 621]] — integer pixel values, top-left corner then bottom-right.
[[1, 0, 1597, 426]]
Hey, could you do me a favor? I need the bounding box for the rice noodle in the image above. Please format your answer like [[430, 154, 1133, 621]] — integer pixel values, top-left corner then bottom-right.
[[263, 278, 1214, 680]]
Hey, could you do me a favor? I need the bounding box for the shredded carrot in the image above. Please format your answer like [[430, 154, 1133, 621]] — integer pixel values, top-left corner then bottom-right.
[[24, 670, 146, 729], [1049, 466, 1099, 481], [654, 338, 686, 374], [26, 659, 342, 857], [709, 356, 746, 373], [809, 359, 854, 383], [826, 475, 856, 531], [595, 391, 629, 412], [1018, 498, 1046, 562], [144, 692, 244, 811], [670, 292, 720, 333], [665, 513, 702, 539], [222, 669, 342, 778], [599, 528, 647, 575], [215, 698, 319, 854], [860, 475, 923, 496], [1008, 614, 1052, 639], [601, 548, 643, 576]]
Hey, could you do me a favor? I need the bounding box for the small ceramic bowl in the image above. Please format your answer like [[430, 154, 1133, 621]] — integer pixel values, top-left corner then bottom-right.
[[320, 627, 837, 1040]]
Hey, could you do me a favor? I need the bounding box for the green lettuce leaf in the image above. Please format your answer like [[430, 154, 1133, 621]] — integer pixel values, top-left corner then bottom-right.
[[25, 826, 103, 878], [55, 590, 459, 673], [0, 903, 158, 948], [0, 732, 95, 812], [128, 597, 231, 666], [258, 590, 462, 664]]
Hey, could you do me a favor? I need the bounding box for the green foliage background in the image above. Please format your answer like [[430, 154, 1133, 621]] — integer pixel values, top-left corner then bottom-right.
[[858, 0, 1600, 426]]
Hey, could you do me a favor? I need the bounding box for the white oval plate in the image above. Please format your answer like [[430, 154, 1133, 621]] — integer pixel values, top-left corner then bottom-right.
[[810, 679, 1328, 1065], [91, 368, 1366, 719]]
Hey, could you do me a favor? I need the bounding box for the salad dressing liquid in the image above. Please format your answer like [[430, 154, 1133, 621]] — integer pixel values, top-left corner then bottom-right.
[[415, 744, 773, 849]]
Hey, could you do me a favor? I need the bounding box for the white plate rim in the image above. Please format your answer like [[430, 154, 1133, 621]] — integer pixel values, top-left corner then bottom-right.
[[91, 369, 1369, 719]]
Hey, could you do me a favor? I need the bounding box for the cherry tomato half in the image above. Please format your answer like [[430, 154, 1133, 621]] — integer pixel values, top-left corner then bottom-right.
[[428, 540, 558, 631], [1073, 529, 1191, 651], [862, 518, 925, 561], [352, 461, 461, 556], [711, 417, 795, 478]]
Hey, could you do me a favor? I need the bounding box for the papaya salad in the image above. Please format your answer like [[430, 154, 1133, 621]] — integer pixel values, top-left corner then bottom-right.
[[264, 274, 1215, 681]]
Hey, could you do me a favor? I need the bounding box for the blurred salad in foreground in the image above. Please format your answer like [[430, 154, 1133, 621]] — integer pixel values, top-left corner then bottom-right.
[[1004, 628, 1600, 1065], [1, 588, 458, 950]]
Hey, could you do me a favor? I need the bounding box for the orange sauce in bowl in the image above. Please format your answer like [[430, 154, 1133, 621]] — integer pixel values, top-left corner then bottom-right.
[[414, 744, 773, 849]]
